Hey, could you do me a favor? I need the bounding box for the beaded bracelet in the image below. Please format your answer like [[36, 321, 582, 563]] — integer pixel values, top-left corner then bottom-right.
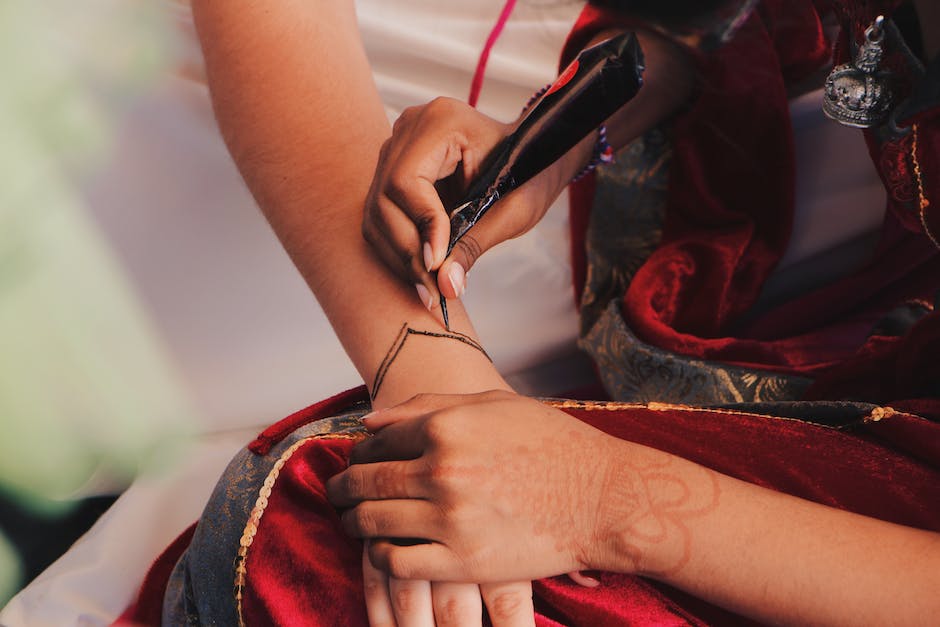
[[572, 124, 615, 182]]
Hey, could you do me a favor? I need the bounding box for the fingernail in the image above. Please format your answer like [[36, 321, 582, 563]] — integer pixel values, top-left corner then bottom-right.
[[568, 571, 601, 587], [415, 284, 435, 310], [423, 242, 434, 272], [447, 262, 466, 298]]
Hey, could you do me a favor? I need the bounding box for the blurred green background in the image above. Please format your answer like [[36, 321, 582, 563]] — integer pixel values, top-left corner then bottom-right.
[[0, 0, 196, 603]]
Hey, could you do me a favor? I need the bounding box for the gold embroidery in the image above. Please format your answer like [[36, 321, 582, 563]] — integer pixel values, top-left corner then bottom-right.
[[912, 123, 939, 249], [234, 433, 363, 627], [544, 398, 903, 426]]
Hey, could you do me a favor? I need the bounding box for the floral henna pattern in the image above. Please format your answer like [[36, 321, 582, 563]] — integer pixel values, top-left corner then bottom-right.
[[485, 426, 719, 577], [596, 452, 721, 576]]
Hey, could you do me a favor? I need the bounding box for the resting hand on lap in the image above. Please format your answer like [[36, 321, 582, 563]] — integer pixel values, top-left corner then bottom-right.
[[328, 391, 623, 583]]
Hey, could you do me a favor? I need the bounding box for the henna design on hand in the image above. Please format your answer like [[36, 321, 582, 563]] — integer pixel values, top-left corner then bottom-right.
[[371, 323, 491, 400]]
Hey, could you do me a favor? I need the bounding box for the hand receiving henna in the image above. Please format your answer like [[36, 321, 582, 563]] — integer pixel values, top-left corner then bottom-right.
[[327, 391, 623, 583]]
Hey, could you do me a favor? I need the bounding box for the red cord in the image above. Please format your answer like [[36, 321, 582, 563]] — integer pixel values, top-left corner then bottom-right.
[[468, 0, 518, 107]]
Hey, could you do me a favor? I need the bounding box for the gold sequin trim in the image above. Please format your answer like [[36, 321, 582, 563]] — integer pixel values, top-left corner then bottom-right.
[[912, 124, 939, 250], [545, 398, 792, 421], [544, 398, 902, 426], [234, 432, 362, 627]]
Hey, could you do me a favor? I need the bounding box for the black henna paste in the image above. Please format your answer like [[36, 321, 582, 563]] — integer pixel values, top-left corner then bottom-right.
[[370, 323, 491, 400]]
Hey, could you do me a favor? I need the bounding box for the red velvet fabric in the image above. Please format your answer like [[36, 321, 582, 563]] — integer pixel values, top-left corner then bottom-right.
[[249, 386, 368, 455], [234, 403, 940, 626], [565, 1, 940, 388]]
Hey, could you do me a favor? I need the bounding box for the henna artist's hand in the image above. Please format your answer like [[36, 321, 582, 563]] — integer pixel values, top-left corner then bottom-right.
[[328, 391, 628, 583], [361, 98, 569, 310]]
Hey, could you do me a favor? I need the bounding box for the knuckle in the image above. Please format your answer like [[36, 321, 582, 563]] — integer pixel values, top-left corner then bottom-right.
[[435, 593, 475, 625], [394, 105, 420, 129], [487, 590, 526, 620], [454, 234, 483, 267], [386, 551, 414, 580], [414, 213, 436, 238], [436, 597, 463, 625], [349, 505, 376, 535], [393, 585, 416, 612], [426, 461, 451, 486], [362, 577, 385, 598], [343, 468, 365, 498], [376, 136, 394, 162], [385, 172, 406, 198], [423, 414, 453, 444], [373, 465, 403, 498], [427, 96, 457, 114], [396, 248, 418, 274]]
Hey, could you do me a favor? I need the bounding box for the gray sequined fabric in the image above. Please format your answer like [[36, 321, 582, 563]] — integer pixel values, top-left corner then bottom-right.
[[582, 301, 812, 404], [162, 410, 368, 626]]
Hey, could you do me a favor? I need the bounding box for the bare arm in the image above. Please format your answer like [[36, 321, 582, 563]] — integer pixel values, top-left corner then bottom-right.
[[189, 0, 508, 408], [594, 437, 940, 625]]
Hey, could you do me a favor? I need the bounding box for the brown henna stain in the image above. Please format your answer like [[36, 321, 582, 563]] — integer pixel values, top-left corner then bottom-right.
[[370, 323, 491, 400], [486, 428, 608, 561], [485, 425, 721, 576], [598, 455, 721, 577]]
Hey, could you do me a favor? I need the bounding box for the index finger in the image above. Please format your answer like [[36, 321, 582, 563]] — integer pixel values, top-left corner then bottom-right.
[[383, 159, 454, 273]]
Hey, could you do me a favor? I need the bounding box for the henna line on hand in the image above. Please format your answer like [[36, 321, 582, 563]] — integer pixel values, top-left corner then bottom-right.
[[370, 324, 491, 400]]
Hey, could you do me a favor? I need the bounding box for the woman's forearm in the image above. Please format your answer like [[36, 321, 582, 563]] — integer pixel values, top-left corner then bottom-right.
[[190, 0, 508, 407], [593, 439, 940, 625]]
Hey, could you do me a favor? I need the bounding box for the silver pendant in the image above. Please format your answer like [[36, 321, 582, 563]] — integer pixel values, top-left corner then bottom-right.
[[823, 15, 895, 128]]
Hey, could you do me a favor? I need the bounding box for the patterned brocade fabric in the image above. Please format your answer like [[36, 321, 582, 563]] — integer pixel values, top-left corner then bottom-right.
[[577, 130, 814, 405], [583, 302, 812, 404]]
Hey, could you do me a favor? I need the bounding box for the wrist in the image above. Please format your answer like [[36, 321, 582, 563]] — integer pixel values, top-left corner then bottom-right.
[[584, 440, 720, 578]]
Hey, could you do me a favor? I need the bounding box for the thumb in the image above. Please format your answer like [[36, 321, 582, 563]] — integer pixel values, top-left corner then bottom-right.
[[437, 196, 533, 299]]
